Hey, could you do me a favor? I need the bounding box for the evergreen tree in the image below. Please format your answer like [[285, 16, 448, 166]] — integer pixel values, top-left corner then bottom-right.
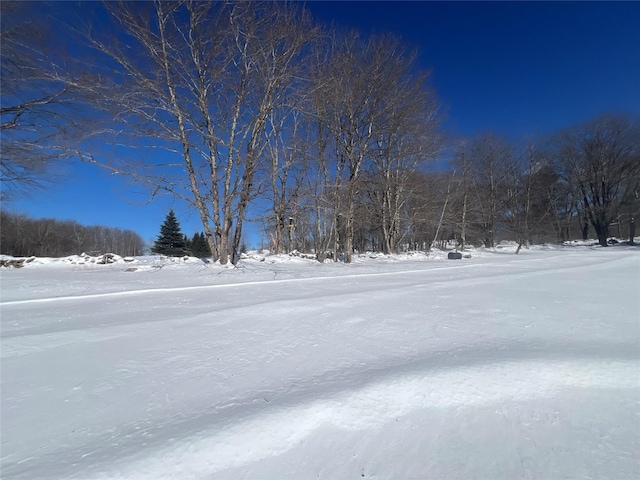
[[151, 210, 189, 256], [190, 232, 212, 258], [183, 234, 191, 254]]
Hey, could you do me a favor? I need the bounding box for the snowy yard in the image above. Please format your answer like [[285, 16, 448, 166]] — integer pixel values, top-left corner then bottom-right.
[[1, 244, 638, 479]]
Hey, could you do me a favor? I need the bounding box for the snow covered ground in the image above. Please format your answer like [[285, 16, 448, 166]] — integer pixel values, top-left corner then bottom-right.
[[1, 244, 638, 479]]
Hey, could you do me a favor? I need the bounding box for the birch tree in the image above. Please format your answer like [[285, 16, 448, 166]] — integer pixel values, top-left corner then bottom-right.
[[81, 1, 315, 264], [450, 147, 475, 250]]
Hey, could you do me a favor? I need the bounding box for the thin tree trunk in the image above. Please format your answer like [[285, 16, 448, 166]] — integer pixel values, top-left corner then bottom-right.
[[460, 188, 468, 251], [432, 172, 455, 252]]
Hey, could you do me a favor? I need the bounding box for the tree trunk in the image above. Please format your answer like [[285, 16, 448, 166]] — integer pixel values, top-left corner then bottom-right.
[[581, 219, 589, 241], [216, 228, 227, 264], [344, 203, 354, 263], [231, 169, 254, 265], [594, 222, 609, 247], [333, 214, 340, 262], [460, 189, 468, 251]]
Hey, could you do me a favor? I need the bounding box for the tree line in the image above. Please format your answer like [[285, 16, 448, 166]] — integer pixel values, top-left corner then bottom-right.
[[0, 211, 145, 257], [440, 118, 639, 250], [2, 2, 639, 262], [256, 114, 638, 255]]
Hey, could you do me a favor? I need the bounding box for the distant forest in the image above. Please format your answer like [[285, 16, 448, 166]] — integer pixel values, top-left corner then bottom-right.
[[0, 212, 144, 257]]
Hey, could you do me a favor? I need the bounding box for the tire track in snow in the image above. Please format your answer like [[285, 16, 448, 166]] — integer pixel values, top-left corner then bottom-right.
[[0, 263, 482, 307], [1, 280, 420, 342], [1, 251, 627, 307]]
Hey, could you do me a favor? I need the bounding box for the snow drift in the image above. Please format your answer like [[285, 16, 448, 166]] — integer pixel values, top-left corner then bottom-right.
[[1, 243, 638, 479]]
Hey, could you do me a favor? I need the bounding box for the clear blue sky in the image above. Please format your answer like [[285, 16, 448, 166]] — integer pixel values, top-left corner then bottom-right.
[[8, 1, 640, 249]]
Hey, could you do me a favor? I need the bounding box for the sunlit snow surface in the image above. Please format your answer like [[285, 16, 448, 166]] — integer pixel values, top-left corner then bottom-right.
[[1, 244, 638, 479]]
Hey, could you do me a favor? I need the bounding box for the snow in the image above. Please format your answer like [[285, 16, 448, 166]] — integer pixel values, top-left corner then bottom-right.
[[1, 244, 639, 479]]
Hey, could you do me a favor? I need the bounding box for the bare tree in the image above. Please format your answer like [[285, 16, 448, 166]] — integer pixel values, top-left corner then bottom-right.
[[303, 33, 344, 262], [78, 1, 315, 264], [369, 63, 441, 254], [304, 107, 341, 262], [402, 171, 447, 251], [0, 1, 87, 198], [501, 140, 553, 252], [312, 32, 439, 261], [264, 102, 311, 254], [555, 114, 640, 247], [450, 146, 475, 250], [465, 133, 512, 248]]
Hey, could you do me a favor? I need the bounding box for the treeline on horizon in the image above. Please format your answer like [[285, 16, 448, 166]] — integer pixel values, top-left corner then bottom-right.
[[0, 211, 145, 257], [1, 1, 639, 263]]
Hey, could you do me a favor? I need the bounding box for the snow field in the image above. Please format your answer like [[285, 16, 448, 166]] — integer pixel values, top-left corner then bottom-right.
[[1, 245, 639, 479]]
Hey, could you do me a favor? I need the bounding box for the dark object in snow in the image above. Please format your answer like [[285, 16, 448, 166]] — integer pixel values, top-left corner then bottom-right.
[[1, 258, 25, 268], [448, 252, 463, 260], [0, 256, 35, 268], [97, 253, 117, 264]]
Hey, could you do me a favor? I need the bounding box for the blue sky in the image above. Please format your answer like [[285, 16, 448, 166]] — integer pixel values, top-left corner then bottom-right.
[[7, 1, 640, 249]]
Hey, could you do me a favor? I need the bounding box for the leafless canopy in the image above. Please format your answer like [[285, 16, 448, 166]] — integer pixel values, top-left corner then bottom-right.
[[554, 114, 640, 247], [78, 1, 316, 264], [0, 1, 88, 198]]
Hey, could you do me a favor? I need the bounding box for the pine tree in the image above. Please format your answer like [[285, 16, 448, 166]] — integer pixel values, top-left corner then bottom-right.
[[151, 210, 189, 256], [190, 232, 212, 258]]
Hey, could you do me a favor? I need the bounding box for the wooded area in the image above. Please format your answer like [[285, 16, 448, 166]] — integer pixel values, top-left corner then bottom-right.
[[0, 211, 145, 257], [1, 1, 638, 261]]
